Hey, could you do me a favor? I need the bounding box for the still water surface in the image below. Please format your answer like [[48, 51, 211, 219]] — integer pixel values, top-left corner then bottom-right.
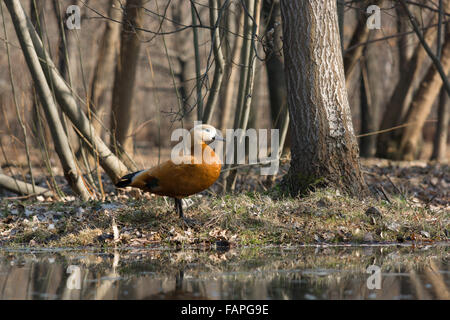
[[0, 244, 448, 300]]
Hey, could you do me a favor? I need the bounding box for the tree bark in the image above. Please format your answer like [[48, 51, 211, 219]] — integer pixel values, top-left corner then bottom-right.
[[396, 5, 414, 72], [172, 2, 195, 124], [262, 0, 290, 153], [359, 56, 376, 157], [30, 0, 50, 144], [431, 86, 449, 161], [110, 0, 144, 155], [398, 34, 450, 160], [337, 0, 344, 52], [90, 0, 123, 136], [5, 0, 91, 200], [280, 0, 367, 196]]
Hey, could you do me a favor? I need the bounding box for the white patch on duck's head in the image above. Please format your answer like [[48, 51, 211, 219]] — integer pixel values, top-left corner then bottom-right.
[[190, 124, 220, 143]]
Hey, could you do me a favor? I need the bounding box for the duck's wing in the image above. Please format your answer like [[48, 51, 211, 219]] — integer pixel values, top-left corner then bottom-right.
[[128, 158, 196, 191], [128, 168, 160, 192]]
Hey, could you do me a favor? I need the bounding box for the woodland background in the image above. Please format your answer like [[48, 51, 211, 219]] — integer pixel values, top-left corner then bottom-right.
[[0, 0, 448, 199]]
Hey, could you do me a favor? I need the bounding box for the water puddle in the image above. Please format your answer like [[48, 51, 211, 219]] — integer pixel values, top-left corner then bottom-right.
[[0, 244, 448, 300]]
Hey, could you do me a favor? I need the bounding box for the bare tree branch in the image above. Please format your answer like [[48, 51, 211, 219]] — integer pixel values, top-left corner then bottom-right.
[[20, 4, 132, 183], [400, 0, 450, 96], [5, 0, 91, 200], [0, 173, 53, 197], [202, 0, 226, 124]]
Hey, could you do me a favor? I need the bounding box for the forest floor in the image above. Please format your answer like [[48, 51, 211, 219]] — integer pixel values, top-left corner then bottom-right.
[[0, 158, 448, 248]]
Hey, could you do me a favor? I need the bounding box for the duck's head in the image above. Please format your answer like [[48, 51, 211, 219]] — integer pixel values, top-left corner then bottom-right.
[[190, 124, 225, 144]]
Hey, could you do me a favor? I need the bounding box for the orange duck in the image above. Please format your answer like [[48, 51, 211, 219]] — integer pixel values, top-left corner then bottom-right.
[[116, 124, 223, 221]]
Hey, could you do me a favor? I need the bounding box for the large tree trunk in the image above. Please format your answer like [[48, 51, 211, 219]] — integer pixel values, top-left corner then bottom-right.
[[280, 0, 367, 196], [110, 0, 144, 155], [90, 0, 123, 136], [398, 34, 450, 160]]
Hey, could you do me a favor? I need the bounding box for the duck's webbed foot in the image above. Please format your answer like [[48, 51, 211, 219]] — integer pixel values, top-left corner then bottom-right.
[[182, 217, 200, 227], [174, 198, 200, 227]]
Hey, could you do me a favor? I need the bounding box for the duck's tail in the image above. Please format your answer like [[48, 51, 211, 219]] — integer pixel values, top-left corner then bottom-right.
[[115, 170, 143, 188]]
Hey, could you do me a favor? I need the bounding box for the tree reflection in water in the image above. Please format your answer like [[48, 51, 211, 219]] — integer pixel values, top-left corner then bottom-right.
[[0, 245, 448, 300]]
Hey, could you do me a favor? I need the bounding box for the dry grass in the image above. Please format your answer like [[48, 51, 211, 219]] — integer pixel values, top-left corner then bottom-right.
[[0, 184, 447, 248], [0, 158, 448, 248]]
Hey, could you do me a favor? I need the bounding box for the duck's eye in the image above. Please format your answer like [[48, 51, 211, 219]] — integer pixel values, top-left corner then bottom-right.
[[205, 129, 210, 133]]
